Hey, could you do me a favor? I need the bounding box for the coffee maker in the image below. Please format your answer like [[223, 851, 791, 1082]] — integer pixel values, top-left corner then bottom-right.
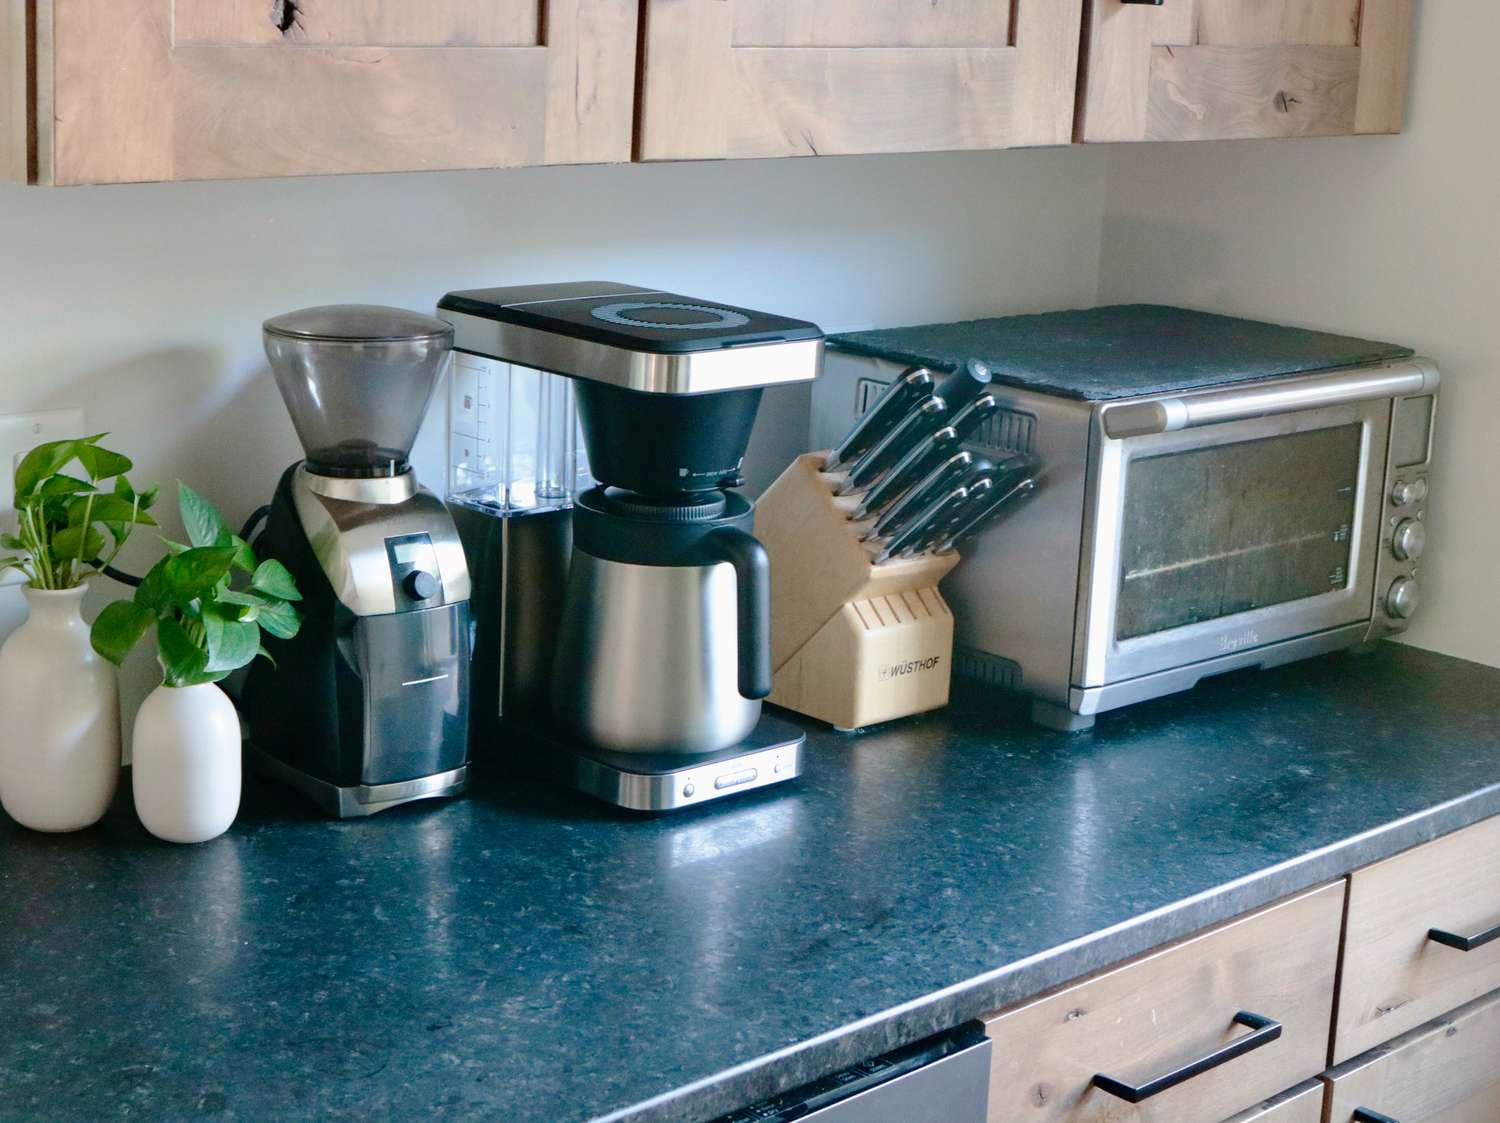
[[437, 283, 822, 811], [245, 305, 472, 818]]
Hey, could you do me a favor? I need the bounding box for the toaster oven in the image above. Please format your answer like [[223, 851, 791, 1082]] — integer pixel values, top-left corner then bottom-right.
[[815, 339, 1438, 730]]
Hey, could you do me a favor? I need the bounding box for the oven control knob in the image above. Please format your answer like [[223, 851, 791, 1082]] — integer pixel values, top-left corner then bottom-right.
[[1386, 576, 1421, 619], [1392, 519, 1426, 561], [1392, 478, 1429, 507]]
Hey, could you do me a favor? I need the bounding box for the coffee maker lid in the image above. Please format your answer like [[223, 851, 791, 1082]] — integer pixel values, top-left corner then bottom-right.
[[265, 304, 453, 344], [437, 282, 823, 395]]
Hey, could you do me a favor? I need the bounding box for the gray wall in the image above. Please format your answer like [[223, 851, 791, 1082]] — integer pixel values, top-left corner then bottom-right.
[[0, 147, 1109, 733]]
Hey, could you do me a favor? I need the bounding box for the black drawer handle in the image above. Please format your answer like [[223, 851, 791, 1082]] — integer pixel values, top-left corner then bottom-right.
[[1091, 1011, 1281, 1103], [1353, 1110, 1401, 1123], [1427, 922, 1500, 952]]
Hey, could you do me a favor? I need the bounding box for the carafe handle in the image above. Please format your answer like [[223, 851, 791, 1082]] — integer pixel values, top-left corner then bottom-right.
[[708, 528, 772, 701]]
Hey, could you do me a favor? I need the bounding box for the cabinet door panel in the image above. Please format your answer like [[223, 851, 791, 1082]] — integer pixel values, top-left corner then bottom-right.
[[1324, 989, 1500, 1123], [174, 2, 541, 47], [639, 0, 1082, 160], [732, 0, 1009, 48], [1079, 0, 1411, 141], [43, 0, 636, 183]]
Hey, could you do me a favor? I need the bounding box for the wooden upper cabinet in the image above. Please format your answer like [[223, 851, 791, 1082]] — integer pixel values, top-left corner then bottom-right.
[[1078, 0, 1414, 142], [21, 0, 638, 184], [636, 0, 1084, 160]]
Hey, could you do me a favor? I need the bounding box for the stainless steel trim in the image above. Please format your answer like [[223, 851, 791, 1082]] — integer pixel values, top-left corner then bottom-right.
[[572, 734, 804, 812], [248, 744, 468, 818], [1101, 360, 1440, 438], [1069, 624, 1370, 715], [440, 309, 823, 395], [292, 468, 471, 617], [300, 465, 417, 505]]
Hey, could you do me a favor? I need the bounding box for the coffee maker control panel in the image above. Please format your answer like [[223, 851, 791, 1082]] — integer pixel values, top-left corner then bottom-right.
[[385, 533, 440, 608]]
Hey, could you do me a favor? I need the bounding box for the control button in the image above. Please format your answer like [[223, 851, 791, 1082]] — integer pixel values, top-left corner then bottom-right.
[[682, 783, 696, 799], [1392, 478, 1429, 507], [403, 570, 438, 601], [1386, 576, 1421, 619], [713, 767, 758, 791], [1392, 518, 1426, 561]]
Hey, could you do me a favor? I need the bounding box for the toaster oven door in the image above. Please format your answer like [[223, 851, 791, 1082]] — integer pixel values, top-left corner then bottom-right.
[[1076, 395, 1390, 689]]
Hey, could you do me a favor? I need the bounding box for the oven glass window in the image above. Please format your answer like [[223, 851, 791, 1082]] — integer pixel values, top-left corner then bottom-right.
[[1117, 424, 1363, 641]]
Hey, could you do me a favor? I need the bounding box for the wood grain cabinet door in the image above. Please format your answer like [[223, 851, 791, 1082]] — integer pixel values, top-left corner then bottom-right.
[[1078, 0, 1414, 142], [32, 0, 637, 184], [636, 0, 1084, 160], [1323, 989, 1500, 1123]]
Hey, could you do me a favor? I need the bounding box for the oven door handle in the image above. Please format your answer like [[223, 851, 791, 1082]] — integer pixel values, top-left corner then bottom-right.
[[1101, 360, 1440, 439]]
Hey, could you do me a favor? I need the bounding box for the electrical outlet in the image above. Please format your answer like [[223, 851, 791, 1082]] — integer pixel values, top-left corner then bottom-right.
[[0, 408, 87, 541]]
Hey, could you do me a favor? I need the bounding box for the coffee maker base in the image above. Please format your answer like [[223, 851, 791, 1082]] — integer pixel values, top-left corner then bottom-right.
[[566, 713, 806, 813], [249, 744, 469, 819]]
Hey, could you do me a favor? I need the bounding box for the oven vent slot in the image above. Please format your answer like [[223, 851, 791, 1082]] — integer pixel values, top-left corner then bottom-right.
[[955, 647, 1023, 689], [969, 408, 1037, 456]]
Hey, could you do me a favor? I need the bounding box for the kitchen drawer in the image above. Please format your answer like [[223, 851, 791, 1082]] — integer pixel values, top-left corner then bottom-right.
[[1324, 988, 1500, 1123], [981, 882, 1344, 1123], [1225, 1080, 1325, 1123], [1336, 815, 1500, 1062]]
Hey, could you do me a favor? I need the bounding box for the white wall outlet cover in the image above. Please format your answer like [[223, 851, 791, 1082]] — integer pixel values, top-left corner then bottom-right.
[[0, 408, 87, 540]]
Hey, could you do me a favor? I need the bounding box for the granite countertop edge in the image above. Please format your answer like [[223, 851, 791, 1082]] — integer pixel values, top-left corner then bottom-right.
[[602, 780, 1500, 1123]]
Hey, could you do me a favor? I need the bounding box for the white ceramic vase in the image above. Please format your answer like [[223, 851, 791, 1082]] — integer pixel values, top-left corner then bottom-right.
[[0, 585, 121, 831], [131, 681, 241, 844]]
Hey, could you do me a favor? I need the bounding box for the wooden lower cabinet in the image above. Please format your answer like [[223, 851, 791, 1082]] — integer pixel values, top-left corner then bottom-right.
[[1224, 1080, 1325, 1123], [980, 883, 1344, 1122], [1336, 815, 1500, 1062], [1323, 988, 1500, 1123]]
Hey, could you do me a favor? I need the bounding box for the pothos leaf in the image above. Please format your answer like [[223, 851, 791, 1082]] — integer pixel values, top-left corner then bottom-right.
[[178, 482, 231, 549], [51, 525, 105, 562], [255, 597, 302, 640], [89, 600, 156, 666], [250, 558, 301, 601], [13, 438, 89, 499], [202, 606, 260, 673], [76, 443, 133, 481], [157, 615, 210, 687]]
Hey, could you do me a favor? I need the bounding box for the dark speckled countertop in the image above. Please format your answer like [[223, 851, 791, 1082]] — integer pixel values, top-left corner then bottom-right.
[[4, 643, 1500, 1123]]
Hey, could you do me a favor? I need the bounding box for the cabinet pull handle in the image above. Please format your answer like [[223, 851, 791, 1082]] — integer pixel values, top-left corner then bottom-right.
[[1091, 1011, 1281, 1103], [1427, 922, 1500, 952], [1353, 1110, 1401, 1123]]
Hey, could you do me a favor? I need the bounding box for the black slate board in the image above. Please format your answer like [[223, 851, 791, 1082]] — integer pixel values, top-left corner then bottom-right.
[[829, 304, 1414, 401]]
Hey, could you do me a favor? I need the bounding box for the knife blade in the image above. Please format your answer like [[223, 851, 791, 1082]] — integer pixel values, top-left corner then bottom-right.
[[836, 395, 948, 495], [872, 484, 971, 565], [822, 366, 935, 472], [865, 451, 989, 542], [932, 358, 993, 414], [928, 473, 1039, 555], [848, 392, 1004, 522]]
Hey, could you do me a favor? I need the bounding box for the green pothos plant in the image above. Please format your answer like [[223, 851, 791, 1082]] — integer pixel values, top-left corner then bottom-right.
[[90, 483, 303, 688], [0, 434, 158, 589]]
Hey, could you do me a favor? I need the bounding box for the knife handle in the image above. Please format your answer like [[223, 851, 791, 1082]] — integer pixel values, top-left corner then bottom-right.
[[873, 484, 970, 564], [823, 366, 934, 472], [849, 427, 962, 522], [933, 359, 993, 414], [946, 393, 1001, 444], [838, 396, 948, 494], [931, 475, 1038, 555]]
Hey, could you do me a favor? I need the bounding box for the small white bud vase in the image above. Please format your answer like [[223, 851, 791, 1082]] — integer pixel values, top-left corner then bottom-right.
[[131, 681, 241, 844], [0, 585, 121, 831]]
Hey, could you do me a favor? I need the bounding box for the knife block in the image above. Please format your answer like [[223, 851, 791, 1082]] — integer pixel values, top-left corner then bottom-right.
[[757, 452, 960, 732]]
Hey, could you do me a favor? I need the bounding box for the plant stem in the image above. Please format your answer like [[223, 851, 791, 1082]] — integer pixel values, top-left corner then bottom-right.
[[95, 493, 140, 576], [72, 490, 96, 588]]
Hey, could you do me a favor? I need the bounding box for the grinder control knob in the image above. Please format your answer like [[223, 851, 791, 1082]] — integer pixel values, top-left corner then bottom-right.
[[403, 570, 438, 601]]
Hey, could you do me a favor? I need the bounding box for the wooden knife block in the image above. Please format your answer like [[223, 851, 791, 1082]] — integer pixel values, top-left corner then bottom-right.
[[757, 452, 960, 732]]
